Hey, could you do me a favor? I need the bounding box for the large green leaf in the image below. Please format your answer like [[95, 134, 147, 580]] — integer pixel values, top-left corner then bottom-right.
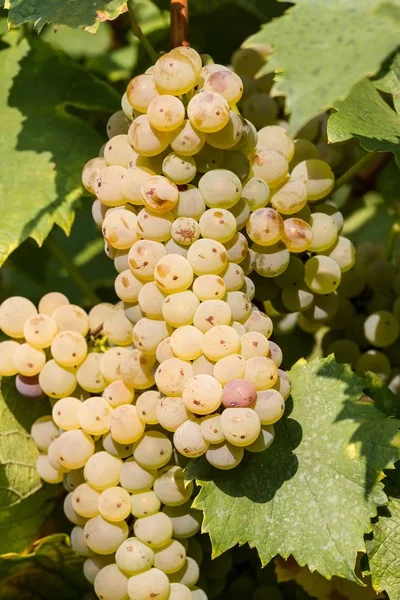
[[0, 378, 60, 553], [187, 357, 400, 581], [367, 498, 400, 598], [5, 0, 127, 32], [373, 50, 400, 114], [328, 79, 400, 166], [0, 534, 90, 599], [0, 35, 119, 266], [244, 0, 400, 133]]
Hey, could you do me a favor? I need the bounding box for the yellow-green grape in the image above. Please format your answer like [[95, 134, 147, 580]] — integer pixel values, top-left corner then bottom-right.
[[232, 46, 267, 76], [244, 310, 273, 337], [154, 51, 197, 95], [206, 111, 244, 149], [220, 408, 261, 447], [102, 209, 139, 250], [244, 356, 278, 390], [0, 296, 37, 338], [147, 95, 185, 132], [242, 92, 278, 129], [128, 115, 171, 157], [162, 291, 200, 327], [241, 177, 270, 211], [155, 338, 174, 365], [133, 431, 173, 469], [102, 433, 133, 459], [71, 525, 94, 557], [121, 91, 139, 119], [120, 166, 153, 205], [162, 502, 202, 539], [273, 369, 291, 400], [367, 259, 396, 293], [76, 353, 107, 393], [268, 341, 283, 367], [23, 314, 57, 348], [162, 153, 197, 185], [114, 270, 143, 303], [322, 236, 356, 272], [317, 202, 344, 232], [364, 311, 400, 347], [257, 125, 295, 160], [153, 466, 193, 507], [169, 557, 200, 588], [222, 151, 250, 186], [154, 254, 194, 293], [193, 299, 232, 332], [154, 541, 187, 575], [274, 255, 304, 288], [36, 454, 64, 484], [50, 331, 87, 368], [187, 239, 228, 275], [134, 512, 174, 549], [136, 390, 162, 425], [194, 144, 223, 173], [84, 451, 122, 491], [251, 148, 288, 189], [356, 350, 391, 380], [129, 240, 167, 282], [52, 396, 81, 431], [132, 318, 171, 355], [234, 118, 258, 153], [128, 568, 170, 600], [47, 437, 68, 472], [120, 349, 156, 390], [205, 441, 244, 469], [172, 46, 202, 77], [141, 175, 179, 213], [327, 339, 361, 367], [171, 217, 200, 246], [82, 157, 107, 194], [57, 429, 95, 470], [137, 208, 173, 242], [282, 217, 313, 253], [170, 121, 206, 156], [230, 197, 250, 231], [104, 134, 135, 168], [156, 396, 191, 432], [84, 555, 116, 585], [38, 292, 69, 316], [53, 304, 89, 336], [202, 325, 240, 361], [84, 515, 129, 555], [246, 208, 284, 246], [226, 291, 252, 323], [77, 397, 112, 436], [240, 331, 269, 359], [204, 69, 243, 105], [110, 404, 145, 444], [224, 233, 248, 265], [155, 357, 193, 397], [137, 282, 167, 319], [131, 490, 161, 518], [246, 425, 275, 453], [106, 111, 130, 138], [11, 343, 45, 377], [94, 165, 126, 206], [270, 179, 308, 214], [98, 486, 131, 522], [94, 564, 129, 600], [120, 459, 157, 493], [192, 275, 226, 301], [199, 208, 237, 243], [308, 212, 338, 252], [39, 360, 77, 398], [172, 186, 205, 220], [252, 242, 290, 277], [304, 255, 341, 294], [88, 302, 114, 333], [192, 354, 215, 376], [198, 169, 242, 209], [126, 74, 159, 112], [99, 347, 130, 383], [290, 138, 319, 169], [71, 483, 100, 518], [174, 420, 209, 457], [221, 263, 245, 291], [182, 374, 222, 414], [241, 276, 255, 300], [187, 91, 230, 133], [290, 159, 334, 201], [170, 326, 204, 361], [213, 354, 246, 385], [116, 537, 154, 576], [253, 389, 285, 424], [31, 416, 59, 452], [200, 414, 225, 444], [64, 493, 87, 526]]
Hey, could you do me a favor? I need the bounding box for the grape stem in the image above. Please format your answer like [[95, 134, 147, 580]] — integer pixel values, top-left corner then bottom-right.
[[386, 222, 400, 260], [333, 152, 377, 190], [170, 0, 189, 49], [46, 235, 100, 305], [128, 1, 159, 63]]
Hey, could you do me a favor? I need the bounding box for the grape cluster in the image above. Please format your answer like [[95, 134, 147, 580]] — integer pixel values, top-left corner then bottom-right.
[[316, 241, 400, 392]]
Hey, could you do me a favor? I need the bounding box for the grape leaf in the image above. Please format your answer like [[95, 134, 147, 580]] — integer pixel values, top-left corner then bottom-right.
[[0, 534, 90, 599], [244, 0, 400, 133], [0, 35, 119, 266], [327, 79, 400, 166], [367, 498, 400, 598], [342, 191, 399, 248], [5, 0, 127, 32], [0, 378, 60, 553], [373, 51, 400, 114], [187, 357, 400, 582]]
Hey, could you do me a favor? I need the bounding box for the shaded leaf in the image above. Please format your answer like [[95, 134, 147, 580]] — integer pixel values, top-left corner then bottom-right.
[[342, 191, 399, 249], [187, 357, 400, 581], [0, 35, 119, 266], [41, 22, 113, 59], [0, 534, 90, 599], [245, 0, 400, 133], [373, 50, 400, 114]]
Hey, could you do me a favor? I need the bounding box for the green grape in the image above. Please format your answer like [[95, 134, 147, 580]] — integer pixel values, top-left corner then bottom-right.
[[241, 177, 270, 212], [270, 179, 307, 215], [154, 51, 197, 95], [134, 512, 173, 548], [304, 255, 341, 294], [308, 212, 338, 252], [133, 431, 172, 469], [206, 111, 244, 149], [367, 259, 396, 292], [355, 241, 385, 267], [252, 242, 290, 278], [106, 110, 130, 138], [116, 537, 155, 575], [325, 296, 354, 330], [356, 350, 391, 381], [162, 502, 202, 538], [198, 169, 242, 209], [131, 490, 161, 518], [162, 153, 197, 185], [168, 583, 193, 600], [363, 310, 400, 347], [289, 138, 319, 169], [257, 125, 295, 160], [231, 47, 266, 77], [322, 235, 355, 272], [275, 256, 304, 288], [119, 458, 157, 493], [128, 115, 171, 157], [220, 150, 250, 183], [242, 92, 278, 129], [169, 557, 200, 588], [290, 159, 334, 201], [194, 144, 223, 173], [344, 314, 369, 348], [317, 202, 344, 232], [338, 266, 366, 298], [327, 339, 361, 367], [303, 293, 338, 322]]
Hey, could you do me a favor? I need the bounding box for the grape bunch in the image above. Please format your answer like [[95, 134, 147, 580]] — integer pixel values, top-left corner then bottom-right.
[[315, 240, 400, 393]]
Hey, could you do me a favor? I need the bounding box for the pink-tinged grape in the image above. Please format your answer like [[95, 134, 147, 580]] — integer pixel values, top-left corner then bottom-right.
[[16, 374, 44, 398], [222, 379, 257, 408], [204, 69, 243, 106], [246, 208, 284, 246], [126, 74, 159, 112]]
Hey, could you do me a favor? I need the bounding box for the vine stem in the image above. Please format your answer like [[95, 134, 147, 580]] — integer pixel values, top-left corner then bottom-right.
[[170, 0, 189, 49], [333, 152, 377, 190], [128, 0, 159, 62], [386, 222, 400, 260], [46, 235, 100, 305]]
